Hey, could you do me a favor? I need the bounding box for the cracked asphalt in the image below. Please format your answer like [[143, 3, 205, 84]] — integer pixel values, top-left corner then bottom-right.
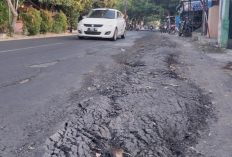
[[44, 35, 214, 157], [0, 32, 147, 157], [1, 31, 232, 157]]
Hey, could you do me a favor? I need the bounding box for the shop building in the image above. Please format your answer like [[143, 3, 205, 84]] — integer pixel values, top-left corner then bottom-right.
[[176, 0, 231, 49]]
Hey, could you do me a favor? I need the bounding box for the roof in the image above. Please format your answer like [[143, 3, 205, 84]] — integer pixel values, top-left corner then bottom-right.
[[92, 8, 118, 11]]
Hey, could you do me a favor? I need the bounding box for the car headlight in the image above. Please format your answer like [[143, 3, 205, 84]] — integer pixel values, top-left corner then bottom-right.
[[104, 22, 114, 28], [78, 21, 84, 27]]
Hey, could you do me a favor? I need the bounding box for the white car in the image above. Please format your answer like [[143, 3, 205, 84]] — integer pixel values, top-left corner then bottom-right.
[[77, 8, 126, 41]]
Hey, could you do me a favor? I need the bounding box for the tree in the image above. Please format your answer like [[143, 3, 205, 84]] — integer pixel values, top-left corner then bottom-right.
[[39, 0, 73, 10], [3, 0, 18, 34], [60, 0, 91, 32], [114, 0, 178, 26], [92, 0, 117, 8], [0, 1, 9, 33]]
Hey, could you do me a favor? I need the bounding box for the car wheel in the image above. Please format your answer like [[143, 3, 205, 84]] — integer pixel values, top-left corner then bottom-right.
[[78, 36, 84, 39], [112, 28, 118, 41], [121, 29, 126, 39]]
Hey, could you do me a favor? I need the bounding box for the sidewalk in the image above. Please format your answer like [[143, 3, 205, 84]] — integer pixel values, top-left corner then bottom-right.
[[206, 48, 232, 63], [0, 30, 77, 42], [164, 32, 232, 157], [192, 32, 218, 46]]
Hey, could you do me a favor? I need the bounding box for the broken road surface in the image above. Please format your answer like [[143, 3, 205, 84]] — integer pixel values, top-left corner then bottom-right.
[[45, 34, 218, 157], [1, 31, 232, 157]]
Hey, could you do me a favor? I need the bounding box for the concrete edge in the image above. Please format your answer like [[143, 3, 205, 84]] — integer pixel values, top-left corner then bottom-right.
[[0, 33, 77, 42]]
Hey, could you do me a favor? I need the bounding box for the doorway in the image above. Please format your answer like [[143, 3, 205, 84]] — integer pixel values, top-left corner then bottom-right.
[[228, 0, 232, 49]]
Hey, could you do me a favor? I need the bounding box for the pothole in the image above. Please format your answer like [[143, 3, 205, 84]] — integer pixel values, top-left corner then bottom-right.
[[30, 61, 58, 68]]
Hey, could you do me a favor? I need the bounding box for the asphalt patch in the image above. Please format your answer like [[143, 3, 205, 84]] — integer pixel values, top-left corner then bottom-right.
[[44, 34, 213, 157]]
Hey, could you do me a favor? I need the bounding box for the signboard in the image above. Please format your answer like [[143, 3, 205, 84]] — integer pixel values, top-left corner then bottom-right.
[[183, 1, 213, 12], [175, 15, 180, 28]]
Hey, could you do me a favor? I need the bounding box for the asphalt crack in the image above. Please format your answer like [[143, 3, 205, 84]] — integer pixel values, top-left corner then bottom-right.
[[30, 61, 58, 68], [0, 70, 41, 89]]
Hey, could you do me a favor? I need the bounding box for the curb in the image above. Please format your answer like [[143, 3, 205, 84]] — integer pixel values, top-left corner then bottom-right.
[[192, 32, 218, 46], [0, 33, 77, 42]]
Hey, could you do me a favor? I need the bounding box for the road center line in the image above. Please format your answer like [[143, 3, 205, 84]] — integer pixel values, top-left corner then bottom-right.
[[0, 43, 63, 53]]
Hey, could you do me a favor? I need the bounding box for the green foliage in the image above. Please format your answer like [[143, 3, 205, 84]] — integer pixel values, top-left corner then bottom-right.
[[52, 11, 68, 33], [21, 7, 42, 35], [92, 0, 117, 8], [21, 24, 28, 35], [114, 0, 178, 22], [61, 6, 79, 32], [39, 0, 73, 6], [40, 9, 53, 33], [0, 1, 9, 33]]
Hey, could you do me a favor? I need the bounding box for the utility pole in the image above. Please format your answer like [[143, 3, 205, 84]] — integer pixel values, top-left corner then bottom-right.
[[124, 0, 127, 20]]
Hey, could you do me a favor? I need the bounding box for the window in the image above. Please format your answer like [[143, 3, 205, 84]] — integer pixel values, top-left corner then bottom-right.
[[117, 12, 120, 18], [88, 10, 115, 19], [119, 13, 122, 18], [117, 12, 123, 18]]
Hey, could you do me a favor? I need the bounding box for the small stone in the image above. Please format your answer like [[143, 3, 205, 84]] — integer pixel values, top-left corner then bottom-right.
[[50, 133, 60, 142]]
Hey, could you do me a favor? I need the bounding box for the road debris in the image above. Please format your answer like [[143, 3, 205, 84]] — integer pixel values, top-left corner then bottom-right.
[[28, 143, 35, 150], [162, 83, 179, 87]]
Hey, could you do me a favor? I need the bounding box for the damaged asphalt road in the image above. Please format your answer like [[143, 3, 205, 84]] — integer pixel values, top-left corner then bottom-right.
[[2, 31, 232, 157], [44, 34, 214, 157]]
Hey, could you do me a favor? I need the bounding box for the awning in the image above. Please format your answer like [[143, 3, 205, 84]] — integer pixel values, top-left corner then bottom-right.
[[176, 3, 183, 11], [182, 1, 213, 12]]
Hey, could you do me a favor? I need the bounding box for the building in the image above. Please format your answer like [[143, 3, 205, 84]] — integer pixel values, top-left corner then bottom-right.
[[176, 0, 231, 49], [218, 0, 232, 48], [207, 0, 220, 39]]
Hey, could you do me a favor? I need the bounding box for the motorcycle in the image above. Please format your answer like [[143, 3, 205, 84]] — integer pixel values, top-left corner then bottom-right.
[[129, 25, 133, 31], [150, 26, 153, 30], [169, 24, 176, 35], [179, 19, 202, 37], [178, 21, 185, 36], [136, 25, 139, 31], [183, 19, 192, 37], [160, 26, 163, 33], [162, 25, 167, 33]]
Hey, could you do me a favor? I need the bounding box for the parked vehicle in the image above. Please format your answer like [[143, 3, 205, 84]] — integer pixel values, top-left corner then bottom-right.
[[129, 25, 133, 31], [136, 24, 140, 31], [183, 19, 192, 37], [77, 8, 126, 41], [150, 25, 153, 30], [179, 19, 201, 37], [175, 26, 179, 33], [178, 20, 191, 37], [169, 24, 176, 35]]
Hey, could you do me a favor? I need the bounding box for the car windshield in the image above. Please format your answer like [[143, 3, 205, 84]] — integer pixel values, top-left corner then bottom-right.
[[87, 10, 115, 19]]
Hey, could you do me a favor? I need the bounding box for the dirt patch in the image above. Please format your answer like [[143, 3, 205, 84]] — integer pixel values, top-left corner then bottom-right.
[[194, 44, 226, 54], [223, 62, 232, 70], [44, 34, 213, 157]]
